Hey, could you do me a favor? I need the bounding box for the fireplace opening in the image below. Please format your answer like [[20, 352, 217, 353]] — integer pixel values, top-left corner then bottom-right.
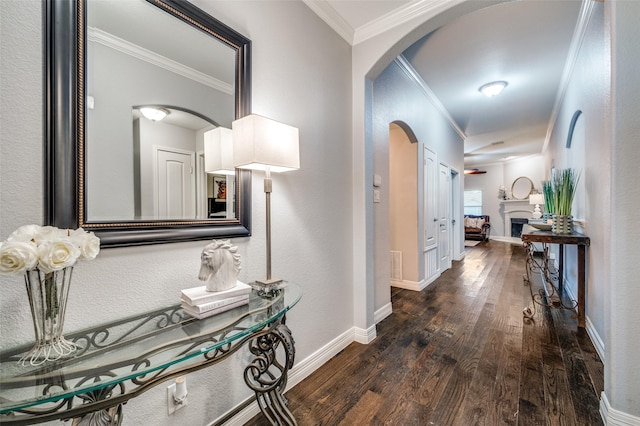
[[511, 218, 529, 238]]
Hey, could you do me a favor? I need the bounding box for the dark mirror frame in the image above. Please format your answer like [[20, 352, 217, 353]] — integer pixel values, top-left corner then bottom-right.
[[44, 0, 252, 247]]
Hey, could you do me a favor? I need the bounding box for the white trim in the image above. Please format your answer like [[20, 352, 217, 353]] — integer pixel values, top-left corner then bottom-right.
[[600, 392, 640, 426], [218, 328, 356, 425], [287, 329, 355, 389], [586, 316, 606, 364], [353, 0, 465, 45], [354, 324, 377, 344], [218, 401, 260, 426], [391, 278, 431, 292], [374, 302, 393, 324], [554, 271, 606, 364], [302, 0, 465, 45], [549, 253, 607, 364], [395, 55, 466, 140], [88, 27, 233, 95], [300, 0, 354, 43], [503, 208, 534, 237], [424, 271, 441, 288]]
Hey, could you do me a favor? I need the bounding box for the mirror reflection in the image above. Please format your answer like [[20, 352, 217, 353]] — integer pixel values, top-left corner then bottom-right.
[[86, 0, 237, 222]]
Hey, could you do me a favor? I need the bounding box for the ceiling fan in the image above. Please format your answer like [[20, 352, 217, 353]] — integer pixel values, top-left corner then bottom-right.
[[464, 168, 487, 175]]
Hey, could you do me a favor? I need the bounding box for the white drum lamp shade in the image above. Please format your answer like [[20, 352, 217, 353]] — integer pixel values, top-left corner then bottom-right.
[[204, 127, 235, 175], [232, 114, 299, 173]]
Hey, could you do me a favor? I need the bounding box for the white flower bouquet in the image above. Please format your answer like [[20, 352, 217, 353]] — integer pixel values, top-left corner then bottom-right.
[[0, 225, 100, 275], [0, 225, 100, 365]]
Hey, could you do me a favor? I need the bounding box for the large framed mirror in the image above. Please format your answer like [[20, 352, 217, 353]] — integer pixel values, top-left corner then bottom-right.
[[44, 0, 252, 247], [511, 176, 534, 200]]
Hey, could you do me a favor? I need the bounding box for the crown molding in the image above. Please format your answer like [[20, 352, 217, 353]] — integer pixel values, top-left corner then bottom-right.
[[87, 27, 233, 95], [301, 0, 355, 44], [395, 55, 466, 140], [303, 0, 462, 46], [353, 0, 460, 45]]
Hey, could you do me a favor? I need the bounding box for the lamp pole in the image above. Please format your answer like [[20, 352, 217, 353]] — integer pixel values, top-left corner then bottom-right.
[[257, 166, 281, 286]]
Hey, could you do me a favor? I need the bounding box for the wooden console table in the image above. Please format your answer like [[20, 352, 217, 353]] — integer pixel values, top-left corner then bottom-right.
[[521, 231, 590, 328], [0, 283, 302, 425]]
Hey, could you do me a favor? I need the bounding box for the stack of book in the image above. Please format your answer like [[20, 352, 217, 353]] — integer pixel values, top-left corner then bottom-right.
[[181, 281, 251, 319]]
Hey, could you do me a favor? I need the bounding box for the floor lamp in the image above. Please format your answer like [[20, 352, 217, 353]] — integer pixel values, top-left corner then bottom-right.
[[232, 114, 300, 290]]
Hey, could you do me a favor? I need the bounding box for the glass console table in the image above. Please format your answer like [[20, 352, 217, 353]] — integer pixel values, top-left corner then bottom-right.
[[0, 283, 302, 425]]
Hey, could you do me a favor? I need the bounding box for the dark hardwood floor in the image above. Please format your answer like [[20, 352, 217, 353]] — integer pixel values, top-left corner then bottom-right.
[[247, 241, 604, 425]]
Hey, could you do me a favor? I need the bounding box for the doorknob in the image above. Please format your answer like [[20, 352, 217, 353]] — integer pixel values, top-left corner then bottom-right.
[[433, 218, 438, 222]]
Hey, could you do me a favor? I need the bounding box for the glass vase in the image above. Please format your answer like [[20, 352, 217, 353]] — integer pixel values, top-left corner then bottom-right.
[[21, 266, 77, 366]]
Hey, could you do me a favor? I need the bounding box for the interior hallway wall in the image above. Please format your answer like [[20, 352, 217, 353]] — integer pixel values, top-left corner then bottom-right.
[[372, 59, 464, 314]]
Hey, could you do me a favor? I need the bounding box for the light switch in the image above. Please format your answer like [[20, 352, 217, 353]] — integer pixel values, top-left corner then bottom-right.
[[373, 174, 382, 187], [373, 189, 381, 203]]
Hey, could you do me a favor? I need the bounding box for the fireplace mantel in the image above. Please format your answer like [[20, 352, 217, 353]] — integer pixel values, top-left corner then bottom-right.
[[501, 200, 534, 237]]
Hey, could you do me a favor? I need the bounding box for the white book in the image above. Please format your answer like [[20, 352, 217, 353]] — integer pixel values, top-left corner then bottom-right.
[[181, 281, 251, 305], [181, 294, 249, 313], [183, 298, 249, 319]]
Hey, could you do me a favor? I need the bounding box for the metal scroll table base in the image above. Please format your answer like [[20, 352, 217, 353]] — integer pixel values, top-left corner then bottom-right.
[[0, 284, 302, 426], [522, 241, 578, 322], [2, 316, 296, 426]]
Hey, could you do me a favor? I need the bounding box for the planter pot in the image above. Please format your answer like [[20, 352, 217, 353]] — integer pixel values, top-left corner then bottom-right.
[[552, 215, 573, 234], [21, 266, 77, 366]]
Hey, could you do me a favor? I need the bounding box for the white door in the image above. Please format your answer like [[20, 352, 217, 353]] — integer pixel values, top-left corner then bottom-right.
[[439, 162, 451, 270], [424, 148, 437, 250], [155, 148, 196, 219], [196, 152, 208, 219], [450, 169, 461, 260], [423, 147, 440, 281]]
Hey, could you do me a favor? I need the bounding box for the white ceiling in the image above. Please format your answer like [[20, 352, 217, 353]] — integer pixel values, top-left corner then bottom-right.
[[303, 0, 585, 168]]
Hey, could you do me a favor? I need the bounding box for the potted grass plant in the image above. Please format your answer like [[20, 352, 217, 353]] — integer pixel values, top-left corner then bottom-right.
[[550, 168, 580, 234], [541, 180, 555, 222]]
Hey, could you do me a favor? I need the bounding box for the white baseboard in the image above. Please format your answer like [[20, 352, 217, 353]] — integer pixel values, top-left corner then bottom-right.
[[374, 302, 392, 324], [391, 275, 438, 292], [219, 327, 357, 425], [390, 278, 422, 291], [586, 316, 606, 364], [354, 324, 377, 343], [601, 391, 640, 425], [555, 271, 606, 364]]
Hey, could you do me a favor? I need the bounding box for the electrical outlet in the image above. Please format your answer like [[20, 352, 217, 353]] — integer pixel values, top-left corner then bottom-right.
[[167, 383, 187, 415]]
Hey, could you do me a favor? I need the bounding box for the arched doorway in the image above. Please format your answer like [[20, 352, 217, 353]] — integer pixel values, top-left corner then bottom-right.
[[389, 122, 419, 288]]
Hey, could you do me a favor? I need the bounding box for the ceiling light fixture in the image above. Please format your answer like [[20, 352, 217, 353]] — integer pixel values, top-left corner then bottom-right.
[[479, 81, 508, 97], [139, 107, 170, 122]]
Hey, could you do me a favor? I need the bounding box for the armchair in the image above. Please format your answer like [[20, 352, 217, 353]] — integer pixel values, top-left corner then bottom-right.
[[464, 215, 491, 241]]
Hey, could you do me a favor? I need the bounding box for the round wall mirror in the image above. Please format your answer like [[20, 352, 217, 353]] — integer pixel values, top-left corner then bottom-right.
[[511, 176, 534, 200]]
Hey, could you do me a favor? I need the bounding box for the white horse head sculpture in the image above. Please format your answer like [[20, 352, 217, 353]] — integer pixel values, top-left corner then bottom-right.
[[198, 239, 242, 292]]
